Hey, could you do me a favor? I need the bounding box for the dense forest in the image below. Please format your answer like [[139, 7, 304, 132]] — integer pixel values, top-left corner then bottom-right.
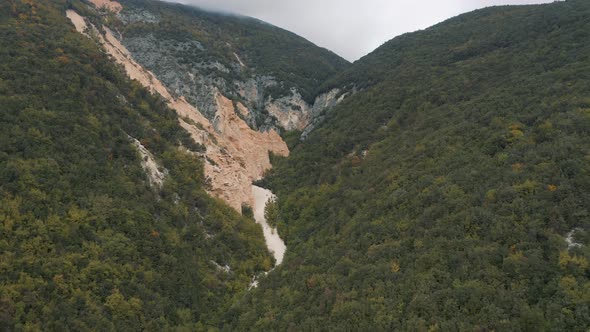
[[0, 0, 272, 330], [1, 0, 590, 330], [229, 0, 590, 330]]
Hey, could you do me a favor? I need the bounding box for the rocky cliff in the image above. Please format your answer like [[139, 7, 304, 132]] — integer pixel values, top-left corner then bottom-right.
[[73, 0, 350, 212], [118, 16, 346, 132]]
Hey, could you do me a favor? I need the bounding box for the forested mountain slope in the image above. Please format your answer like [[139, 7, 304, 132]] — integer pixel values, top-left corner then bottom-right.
[[3, 0, 590, 330], [228, 1, 590, 330], [0, 0, 272, 330]]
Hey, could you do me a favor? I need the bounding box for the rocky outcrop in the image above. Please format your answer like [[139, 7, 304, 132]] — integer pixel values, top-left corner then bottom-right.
[[83, 0, 349, 134], [122, 34, 224, 121], [300, 89, 354, 140], [67, 9, 288, 212], [69, 0, 346, 211], [88, 0, 122, 13], [265, 88, 345, 131], [118, 8, 160, 24], [130, 136, 168, 188], [119, 26, 347, 134], [178, 92, 289, 211]]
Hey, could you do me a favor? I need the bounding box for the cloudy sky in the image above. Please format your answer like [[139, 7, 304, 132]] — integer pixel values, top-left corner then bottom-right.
[[170, 0, 555, 61]]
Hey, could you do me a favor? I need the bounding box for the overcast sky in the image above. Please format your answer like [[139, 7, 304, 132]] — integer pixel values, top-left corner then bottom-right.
[[170, 0, 555, 61]]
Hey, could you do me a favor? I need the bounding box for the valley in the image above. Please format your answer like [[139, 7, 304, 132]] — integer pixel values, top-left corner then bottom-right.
[[1, 0, 589, 330]]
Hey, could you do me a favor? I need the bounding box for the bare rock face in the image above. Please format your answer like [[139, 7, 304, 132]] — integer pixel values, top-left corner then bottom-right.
[[118, 8, 160, 24], [88, 0, 123, 13], [68, 0, 346, 211], [130, 137, 168, 189], [67, 9, 288, 212], [119, 27, 347, 134], [178, 92, 289, 211], [264, 88, 344, 131], [252, 186, 286, 265]]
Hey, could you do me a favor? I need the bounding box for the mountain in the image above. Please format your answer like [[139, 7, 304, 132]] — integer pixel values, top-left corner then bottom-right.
[[0, 0, 344, 330], [228, 0, 590, 330], [2, 0, 589, 330], [112, 0, 349, 131], [64, 0, 351, 213]]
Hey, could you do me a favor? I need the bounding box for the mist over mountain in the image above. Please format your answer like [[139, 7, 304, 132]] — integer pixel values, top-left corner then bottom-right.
[[171, 0, 554, 61]]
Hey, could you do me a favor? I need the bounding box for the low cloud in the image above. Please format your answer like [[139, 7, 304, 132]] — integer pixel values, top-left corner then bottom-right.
[[171, 0, 555, 61]]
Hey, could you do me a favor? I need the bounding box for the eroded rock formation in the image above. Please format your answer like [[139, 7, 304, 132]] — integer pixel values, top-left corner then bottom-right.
[[88, 0, 122, 13], [67, 9, 288, 212]]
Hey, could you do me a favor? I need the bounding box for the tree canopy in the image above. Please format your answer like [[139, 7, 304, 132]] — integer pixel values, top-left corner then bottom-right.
[[227, 1, 590, 330], [0, 0, 271, 330]]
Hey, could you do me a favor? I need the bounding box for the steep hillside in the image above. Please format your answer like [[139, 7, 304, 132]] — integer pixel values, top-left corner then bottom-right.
[[0, 0, 272, 330], [67, 0, 351, 212], [4, 0, 590, 330], [112, 0, 350, 131], [228, 1, 590, 330]]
